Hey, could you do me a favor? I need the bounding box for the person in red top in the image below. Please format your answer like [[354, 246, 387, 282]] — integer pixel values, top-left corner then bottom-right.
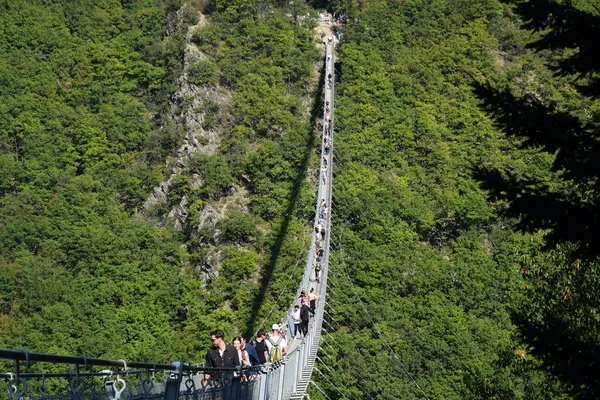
[[298, 289, 310, 305]]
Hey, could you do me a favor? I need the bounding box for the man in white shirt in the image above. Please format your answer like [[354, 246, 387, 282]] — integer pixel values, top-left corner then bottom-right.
[[291, 306, 302, 338]]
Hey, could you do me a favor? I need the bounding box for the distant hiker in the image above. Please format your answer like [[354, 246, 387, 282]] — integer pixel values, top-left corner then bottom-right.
[[313, 261, 322, 283], [309, 288, 318, 316], [319, 204, 328, 219], [298, 288, 310, 305], [316, 247, 324, 262], [300, 302, 310, 337], [292, 305, 302, 338], [325, 139, 332, 155]]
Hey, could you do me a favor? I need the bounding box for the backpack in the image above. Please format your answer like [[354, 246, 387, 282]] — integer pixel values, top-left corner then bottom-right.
[[266, 336, 282, 362]]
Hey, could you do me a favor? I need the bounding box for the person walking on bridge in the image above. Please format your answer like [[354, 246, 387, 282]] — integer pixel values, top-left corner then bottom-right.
[[266, 324, 288, 362], [204, 330, 240, 386], [300, 302, 310, 337], [253, 328, 269, 365], [313, 261, 322, 283], [309, 288, 318, 316], [240, 334, 260, 368], [292, 305, 302, 339]]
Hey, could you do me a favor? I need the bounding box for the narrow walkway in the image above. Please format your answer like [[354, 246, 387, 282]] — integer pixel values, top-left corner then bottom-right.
[[285, 36, 336, 400]]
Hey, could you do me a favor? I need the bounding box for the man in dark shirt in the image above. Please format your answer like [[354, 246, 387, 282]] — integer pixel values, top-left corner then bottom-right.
[[300, 302, 310, 337], [253, 328, 269, 364], [204, 330, 240, 386]]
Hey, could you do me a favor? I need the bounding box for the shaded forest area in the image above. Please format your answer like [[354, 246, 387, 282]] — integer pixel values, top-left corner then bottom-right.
[[313, 0, 600, 399]]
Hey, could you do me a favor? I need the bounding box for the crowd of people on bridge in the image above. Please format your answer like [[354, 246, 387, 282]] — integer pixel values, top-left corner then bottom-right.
[[202, 41, 335, 390], [203, 325, 288, 386]]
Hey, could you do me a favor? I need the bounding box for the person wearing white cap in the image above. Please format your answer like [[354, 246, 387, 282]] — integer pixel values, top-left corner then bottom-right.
[[265, 324, 288, 362]]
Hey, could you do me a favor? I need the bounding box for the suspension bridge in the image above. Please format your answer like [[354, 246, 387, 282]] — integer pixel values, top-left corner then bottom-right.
[[0, 39, 337, 400]]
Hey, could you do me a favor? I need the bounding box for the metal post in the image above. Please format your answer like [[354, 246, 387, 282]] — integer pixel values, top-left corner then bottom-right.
[[163, 362, 182, 400], [293, 348, 301, 392], [230, 374, 242, 400], [276, 362, 285, 400], [258, 369, 268, 400]]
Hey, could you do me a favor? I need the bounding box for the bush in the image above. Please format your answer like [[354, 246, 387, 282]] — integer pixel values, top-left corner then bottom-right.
[[220, 247, 258, 280], [169, 174, 191, 204], [188, 60, 219, 86], [190, 154, 235, 199], [218, 211, 258, 243]]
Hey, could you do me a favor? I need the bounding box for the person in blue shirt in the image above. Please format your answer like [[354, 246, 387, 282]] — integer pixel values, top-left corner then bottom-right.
[[240, 334, 260, 368]]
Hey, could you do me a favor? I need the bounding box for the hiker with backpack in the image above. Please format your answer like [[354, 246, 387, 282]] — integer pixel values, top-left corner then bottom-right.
[[265, 324, 288, 362], [313, 261, 322, 283]]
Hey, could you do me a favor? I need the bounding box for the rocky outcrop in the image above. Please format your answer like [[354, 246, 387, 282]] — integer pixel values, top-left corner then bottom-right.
[[144, 9, 231, 233]]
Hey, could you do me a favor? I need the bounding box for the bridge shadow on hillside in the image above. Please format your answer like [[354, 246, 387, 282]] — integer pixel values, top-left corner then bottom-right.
[[245, 57, 326, 336], [471, 0, 600, 260]]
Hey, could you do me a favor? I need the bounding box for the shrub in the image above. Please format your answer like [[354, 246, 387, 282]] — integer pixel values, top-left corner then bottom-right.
[[188, 60, 219, 86]]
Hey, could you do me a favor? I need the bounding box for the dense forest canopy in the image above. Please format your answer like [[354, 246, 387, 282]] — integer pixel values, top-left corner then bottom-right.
[[1, 0, 600, 399], [0, 0, 319, 363]]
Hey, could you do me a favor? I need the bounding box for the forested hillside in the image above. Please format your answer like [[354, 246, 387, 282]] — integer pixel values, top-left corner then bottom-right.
[[314, 0, 600, 399], [0, 0, 319, 362], [1, 0, 599, 399]]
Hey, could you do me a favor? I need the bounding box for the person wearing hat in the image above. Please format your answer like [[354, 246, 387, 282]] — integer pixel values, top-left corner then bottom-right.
[[265, 324, 288, 362]]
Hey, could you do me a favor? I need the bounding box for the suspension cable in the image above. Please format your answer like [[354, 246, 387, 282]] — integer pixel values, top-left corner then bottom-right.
[[309, 380, 334, 400], [330, 225, 430, 400]]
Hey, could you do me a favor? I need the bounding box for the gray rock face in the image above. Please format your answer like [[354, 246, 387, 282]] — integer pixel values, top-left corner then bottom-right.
[[144, 9, 230, 230], [143, 8, 240, 278]]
